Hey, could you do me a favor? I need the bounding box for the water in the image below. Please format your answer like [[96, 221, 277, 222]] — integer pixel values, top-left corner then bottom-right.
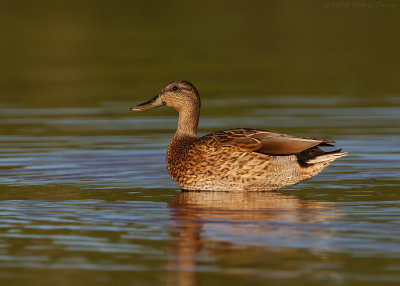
[[0, 95, 399, 285]]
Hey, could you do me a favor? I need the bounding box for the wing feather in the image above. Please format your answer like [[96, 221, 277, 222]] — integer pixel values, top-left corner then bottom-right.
[[202, 128, 334, 155]]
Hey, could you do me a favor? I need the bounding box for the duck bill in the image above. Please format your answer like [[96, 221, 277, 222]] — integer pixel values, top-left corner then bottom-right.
[[130, 95, 164, 111]]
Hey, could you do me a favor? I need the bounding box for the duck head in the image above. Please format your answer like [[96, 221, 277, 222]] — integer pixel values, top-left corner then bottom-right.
[[131, 80, 200, 112]]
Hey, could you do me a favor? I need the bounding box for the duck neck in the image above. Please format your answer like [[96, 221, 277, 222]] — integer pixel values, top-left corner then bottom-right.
[[174, 105, 200, 140]]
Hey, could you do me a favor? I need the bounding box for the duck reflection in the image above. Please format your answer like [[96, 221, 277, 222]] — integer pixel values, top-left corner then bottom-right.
[[166, 191, 335, 286]]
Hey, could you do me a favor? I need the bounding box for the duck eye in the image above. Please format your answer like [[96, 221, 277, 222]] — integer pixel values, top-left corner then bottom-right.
[[172, 86, 178, 91]]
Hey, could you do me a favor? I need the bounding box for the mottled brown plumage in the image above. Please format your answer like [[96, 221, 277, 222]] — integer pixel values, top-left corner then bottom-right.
[[131, 80, 347, 191]]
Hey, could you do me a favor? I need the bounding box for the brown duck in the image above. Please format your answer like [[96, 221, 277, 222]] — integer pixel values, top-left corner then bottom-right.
[[131, 81, 347, 191]]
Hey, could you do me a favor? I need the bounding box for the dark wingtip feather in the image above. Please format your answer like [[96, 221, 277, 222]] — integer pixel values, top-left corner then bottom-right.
[[296, 146, 346, 166]]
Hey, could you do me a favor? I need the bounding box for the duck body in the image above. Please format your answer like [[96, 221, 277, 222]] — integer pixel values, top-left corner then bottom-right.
[[167, 128, 346, 191], [132, 81, 347, 192]]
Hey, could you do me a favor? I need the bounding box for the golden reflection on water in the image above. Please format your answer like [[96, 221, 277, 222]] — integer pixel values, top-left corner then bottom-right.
[[166, 191, 335, 286]]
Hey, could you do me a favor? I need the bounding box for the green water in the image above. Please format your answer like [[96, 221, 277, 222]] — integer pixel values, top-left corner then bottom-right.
[[0, 1, 400, 285]]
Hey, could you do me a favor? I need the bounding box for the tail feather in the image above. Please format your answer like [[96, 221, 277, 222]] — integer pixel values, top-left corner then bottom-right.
[[306, 151, 348, 164]]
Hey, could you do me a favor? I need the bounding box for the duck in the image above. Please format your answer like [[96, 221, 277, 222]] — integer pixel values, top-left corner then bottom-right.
[[131, 80, 347, 192]]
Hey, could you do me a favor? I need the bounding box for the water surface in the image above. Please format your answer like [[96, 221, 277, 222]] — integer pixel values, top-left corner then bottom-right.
[[0, 95, 399, 285]]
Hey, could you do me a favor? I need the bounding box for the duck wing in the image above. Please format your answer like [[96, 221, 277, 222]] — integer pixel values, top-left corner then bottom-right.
[[203, 128, 334, 155]]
